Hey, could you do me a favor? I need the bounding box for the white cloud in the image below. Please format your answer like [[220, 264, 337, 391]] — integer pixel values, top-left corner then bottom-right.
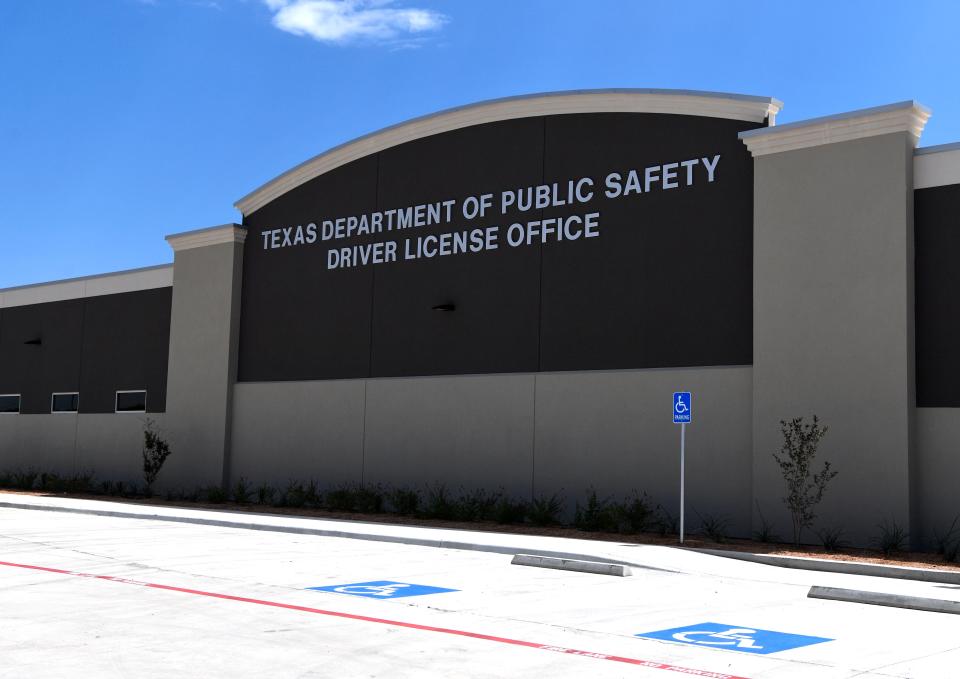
[[264, 0, 447, 45]]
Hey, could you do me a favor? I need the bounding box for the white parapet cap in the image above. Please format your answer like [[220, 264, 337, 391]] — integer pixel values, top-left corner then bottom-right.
[[234, 88, 783, 217], [739, 100, 931, 157], [165, 223, 247, 252], [0, 264, 173, 309], [914, 141, 960, 189]]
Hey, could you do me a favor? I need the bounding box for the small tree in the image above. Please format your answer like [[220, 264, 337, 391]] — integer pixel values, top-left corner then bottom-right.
[[773, 415, 837, 546], [142, 418, 172, 495]]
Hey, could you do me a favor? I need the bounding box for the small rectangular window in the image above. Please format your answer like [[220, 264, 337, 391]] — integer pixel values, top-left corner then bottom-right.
[[115, 390, 147, 413], [51, 392, 79, 413], [0, 394, 20, 414]]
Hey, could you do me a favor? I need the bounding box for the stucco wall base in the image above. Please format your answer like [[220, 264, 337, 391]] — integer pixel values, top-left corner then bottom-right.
[[914, 408, 960, 549], [0, 414, 163, 486], [231, 366, 754, 535]]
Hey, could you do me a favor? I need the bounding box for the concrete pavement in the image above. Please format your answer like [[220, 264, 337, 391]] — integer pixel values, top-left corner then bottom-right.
[[1, 494, 959, 677]]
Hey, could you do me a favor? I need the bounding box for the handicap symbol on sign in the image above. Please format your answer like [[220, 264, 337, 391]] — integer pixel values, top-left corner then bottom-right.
[[307, 580, 458, 599], [673, 391, 691, 424], [636, 622, 832, 655]]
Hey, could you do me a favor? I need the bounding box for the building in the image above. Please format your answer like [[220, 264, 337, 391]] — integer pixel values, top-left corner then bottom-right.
[[1, 89, 958, 547]]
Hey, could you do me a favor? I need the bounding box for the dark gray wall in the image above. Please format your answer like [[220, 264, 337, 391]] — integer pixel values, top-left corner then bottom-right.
[[0, 288, 172, 413], [915, 182, 960, 406], [239, 113, 760, 382]]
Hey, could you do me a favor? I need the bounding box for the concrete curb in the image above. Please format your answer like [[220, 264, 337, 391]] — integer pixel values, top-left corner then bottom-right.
[[8, 497, 959, 585], [511, 554, 632, 576], [694, 548, 960, 585], [808, 585, 960, 615], [0, 499, 664, 573]]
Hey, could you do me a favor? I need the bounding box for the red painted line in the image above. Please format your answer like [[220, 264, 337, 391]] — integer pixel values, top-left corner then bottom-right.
[[0, 559, 746, 679]]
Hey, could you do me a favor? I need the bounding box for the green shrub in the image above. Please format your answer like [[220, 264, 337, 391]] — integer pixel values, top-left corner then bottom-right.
[[326, 485, 356, 512], [695, 510, 730, 543], [422, 484, 457, 520], [256, 483, 275, 505], [455, 488, 498, 522], [493, 495, 528, 524], [935, 515, 960, 562], [387, 487, 420, 515], [354, 485, 385, 513], [618, 491, 654, 533], [284, 481, 307, 508], [39, 472, 64, 493], [205, 486, 227, 504], [574, 489, 619, 532], [753, 500, 779, 543], [528, 493, 564, 526], [142, 418, 172, 494], [303, 480, 322, 507], [322, 483, 388, 513], [773, 415, 837, 546], [875, 518, 908, 556], [815, 526, 847, 553], [933, 514, 959, 557], [233, 477, 253, 504], [35, 472, 95, 494], [947, 541, 960, 564], [101, 480, 126, 496], [12, 469, 38, 490], [654, 504, 678, 536], [65, 472, 95, 493]]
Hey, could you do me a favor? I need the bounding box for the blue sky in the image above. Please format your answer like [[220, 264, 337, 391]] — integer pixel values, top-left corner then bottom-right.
[[2, 0, 958, 288]]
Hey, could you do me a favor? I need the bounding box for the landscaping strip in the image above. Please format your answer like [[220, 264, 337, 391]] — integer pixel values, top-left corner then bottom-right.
[[4, 493, 958, 584], [695, 548, 960, 586]]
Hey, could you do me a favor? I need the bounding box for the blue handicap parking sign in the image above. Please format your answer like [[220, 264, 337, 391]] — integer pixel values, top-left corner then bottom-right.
[[308, 580, 458, 599], [636, 622, 831, 655], [673, 391, 691, 424]]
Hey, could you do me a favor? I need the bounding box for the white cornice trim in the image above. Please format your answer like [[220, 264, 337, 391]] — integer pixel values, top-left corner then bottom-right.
[[166, 224, 247, 252], [0, 264, 173, 309], [739, 101, 931, 157], [235, 89, 782, 216], [915, 142, 960, 189]]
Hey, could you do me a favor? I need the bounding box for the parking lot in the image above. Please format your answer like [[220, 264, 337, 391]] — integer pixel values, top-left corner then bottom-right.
[[1, 499, 959, 678]]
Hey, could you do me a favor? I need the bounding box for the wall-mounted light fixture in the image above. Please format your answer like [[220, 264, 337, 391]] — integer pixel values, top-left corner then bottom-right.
[[24, 337, 42, 346], [431, 303, 456, 312]]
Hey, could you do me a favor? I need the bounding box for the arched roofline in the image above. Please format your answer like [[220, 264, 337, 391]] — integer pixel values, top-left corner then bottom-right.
[[234, 88, 782, 216]]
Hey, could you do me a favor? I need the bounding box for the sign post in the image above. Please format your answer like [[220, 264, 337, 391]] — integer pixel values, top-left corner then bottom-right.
[[673, 392, 691, 544]]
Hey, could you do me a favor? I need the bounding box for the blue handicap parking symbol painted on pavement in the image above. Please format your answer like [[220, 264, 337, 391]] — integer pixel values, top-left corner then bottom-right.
[[307, 580, 458, 599], [636, 622, 832, 655]]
